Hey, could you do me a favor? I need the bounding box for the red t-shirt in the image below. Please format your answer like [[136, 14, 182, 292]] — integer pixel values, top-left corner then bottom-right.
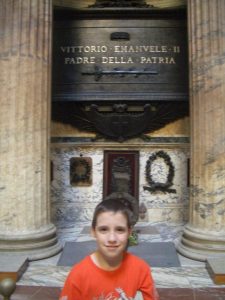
[[60, 252, 159, 300]]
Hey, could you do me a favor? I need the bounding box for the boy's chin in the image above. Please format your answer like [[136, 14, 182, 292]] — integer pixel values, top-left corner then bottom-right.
[[102, 247, 126, 257]]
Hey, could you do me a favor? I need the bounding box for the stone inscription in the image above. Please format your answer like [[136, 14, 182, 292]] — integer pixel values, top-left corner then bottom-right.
[[61, 44, 181, 65], [52, 19, 188, 97]]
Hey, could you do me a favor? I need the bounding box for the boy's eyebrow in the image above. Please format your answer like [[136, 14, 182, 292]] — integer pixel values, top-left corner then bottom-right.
[[96, 225, 127, 229], [96, 225, 108, 228], [96, 225, 127, 228]]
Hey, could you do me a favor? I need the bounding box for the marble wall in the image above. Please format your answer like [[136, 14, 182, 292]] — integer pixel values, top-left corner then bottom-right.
[[139, 148, 189, 223], [51, 146, 103, 227], [51, 142, 189, 231]]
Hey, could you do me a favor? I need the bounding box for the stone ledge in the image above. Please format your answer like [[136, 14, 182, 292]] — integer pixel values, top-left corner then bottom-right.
[[206, 258, 225, 285], [0, 254, 28, 282]]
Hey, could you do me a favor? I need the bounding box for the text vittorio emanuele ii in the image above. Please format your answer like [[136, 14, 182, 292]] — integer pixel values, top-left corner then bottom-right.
[[61, 45, 180, 64]]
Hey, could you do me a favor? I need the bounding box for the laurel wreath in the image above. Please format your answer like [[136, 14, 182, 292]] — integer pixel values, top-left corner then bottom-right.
[[144, 150, 176, 193]]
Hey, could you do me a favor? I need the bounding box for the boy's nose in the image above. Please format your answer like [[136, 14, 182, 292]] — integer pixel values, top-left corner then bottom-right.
[[108, 231, 117, 242]]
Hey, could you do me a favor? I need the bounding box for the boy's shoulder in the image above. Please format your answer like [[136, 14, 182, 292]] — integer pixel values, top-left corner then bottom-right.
[[125, 252, 149, 268], [70, 255, 92, 273]]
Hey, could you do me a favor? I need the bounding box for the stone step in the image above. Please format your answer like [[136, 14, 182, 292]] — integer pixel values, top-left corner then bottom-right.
[[0, 255, 28, 282], [206, 258, 225, 284]]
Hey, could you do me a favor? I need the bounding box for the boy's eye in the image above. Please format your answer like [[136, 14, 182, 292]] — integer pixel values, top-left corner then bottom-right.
[[116, 227, 126, 233], [98, 227, 108, 232]]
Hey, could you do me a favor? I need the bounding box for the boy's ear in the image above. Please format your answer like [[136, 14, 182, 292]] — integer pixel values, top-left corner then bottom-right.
[[128, 227, 132, 236]]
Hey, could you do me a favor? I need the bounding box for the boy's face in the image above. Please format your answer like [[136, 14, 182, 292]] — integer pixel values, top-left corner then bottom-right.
[[92, 211, 131, 263]]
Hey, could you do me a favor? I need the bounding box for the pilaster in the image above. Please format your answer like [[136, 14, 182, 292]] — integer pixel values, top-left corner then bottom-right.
[[177, 0, 225, 260], [0, 0, 61, 260]]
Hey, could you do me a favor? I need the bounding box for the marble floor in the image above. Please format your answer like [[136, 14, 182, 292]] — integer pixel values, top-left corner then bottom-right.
[[2, 222, 225, 299]]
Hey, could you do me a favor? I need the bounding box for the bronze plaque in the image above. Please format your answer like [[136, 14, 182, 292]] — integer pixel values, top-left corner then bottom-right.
[[103, 150, 139, 199], [52, 10, 188, 101], [70, 157, 92, 186]]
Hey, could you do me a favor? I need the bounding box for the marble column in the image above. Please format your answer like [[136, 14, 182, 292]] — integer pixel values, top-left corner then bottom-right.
[[177, 0, 225, 261], [0, 1, 61, 260]]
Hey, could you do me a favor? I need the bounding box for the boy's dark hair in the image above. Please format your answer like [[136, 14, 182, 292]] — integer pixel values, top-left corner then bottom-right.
[[92, 198, 133, 229]]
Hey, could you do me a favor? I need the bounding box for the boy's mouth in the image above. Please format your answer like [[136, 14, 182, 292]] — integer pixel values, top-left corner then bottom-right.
[[105, 245, 119, 249]]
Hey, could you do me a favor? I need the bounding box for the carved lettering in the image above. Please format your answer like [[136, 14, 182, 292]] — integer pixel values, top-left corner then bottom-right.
[[173, 46, 180, 53], [102, 56, 134, 64], [140, 56, 176, 64], [61, 46, 108, 53], [64, 57, 96, 64], [114, 45, 169, 53], [61, 44, 180, 65]]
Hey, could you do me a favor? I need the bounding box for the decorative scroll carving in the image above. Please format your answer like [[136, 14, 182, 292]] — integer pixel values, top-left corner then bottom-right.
[[144, 151, 176, 193], [52, 102, 189, 142], [86, 103, 154, 142], [88, 0, 154, 8]]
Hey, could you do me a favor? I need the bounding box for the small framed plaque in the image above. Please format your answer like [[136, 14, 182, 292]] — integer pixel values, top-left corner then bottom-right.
[[70, 157, 92, 186]]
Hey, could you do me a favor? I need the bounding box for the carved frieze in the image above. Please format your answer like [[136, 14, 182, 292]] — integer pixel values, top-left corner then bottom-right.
[[52, 101, 188, 141]]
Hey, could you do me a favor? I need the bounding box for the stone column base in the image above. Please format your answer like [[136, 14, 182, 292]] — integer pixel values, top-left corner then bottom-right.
[[0, 224, 62, 261], [177, 225, 225, 261]]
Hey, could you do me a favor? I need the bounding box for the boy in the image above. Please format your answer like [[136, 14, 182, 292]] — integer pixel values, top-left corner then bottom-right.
[[60, 199, 159, 300]]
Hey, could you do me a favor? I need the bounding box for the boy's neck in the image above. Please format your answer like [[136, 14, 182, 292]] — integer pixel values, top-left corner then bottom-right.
[[91, 251, 125, 271]]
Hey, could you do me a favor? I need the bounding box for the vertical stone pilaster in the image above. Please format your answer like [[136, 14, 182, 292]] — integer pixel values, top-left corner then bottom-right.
[[177, 0, 225, 261], [0, 0, 61, 260]]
